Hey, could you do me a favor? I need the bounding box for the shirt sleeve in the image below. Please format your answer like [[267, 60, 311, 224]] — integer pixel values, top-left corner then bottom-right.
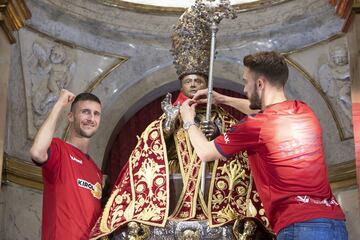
[[42, 138, 62, 182], [214, 114, 263, 157]]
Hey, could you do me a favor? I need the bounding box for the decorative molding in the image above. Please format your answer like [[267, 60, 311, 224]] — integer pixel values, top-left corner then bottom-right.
[[2, 153, 43, 190], [0, 0, 31, 44], [284, 56, 350, 141], [25, 26, 129, 59], [97, 0, 291, 15], [328, 159, 357, 190], [283, 34, 345, 56], [1, 153, 357, 192], [354, 0, 360, 11]]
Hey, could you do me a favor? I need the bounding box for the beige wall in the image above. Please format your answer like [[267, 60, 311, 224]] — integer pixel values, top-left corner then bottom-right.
[[0, 28, 11, 239], [0, 28, 11, 185]]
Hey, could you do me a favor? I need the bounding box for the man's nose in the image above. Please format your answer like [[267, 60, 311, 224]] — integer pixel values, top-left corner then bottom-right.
[[87, 113, 96, 122]]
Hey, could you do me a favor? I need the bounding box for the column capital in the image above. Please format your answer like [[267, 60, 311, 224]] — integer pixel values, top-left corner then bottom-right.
[[0, 0, 31, 44]]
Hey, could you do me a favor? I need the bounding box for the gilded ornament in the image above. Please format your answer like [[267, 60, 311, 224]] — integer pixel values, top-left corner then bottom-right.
[[156, 190, 167, 203], [246, 201, 258, 217], [155, 177, 164, 186], [150, 130, 159, 140], [236, 186, 246, 196], [127, 221, 150, 240], [115, 195, 123, 204], [216, 180, 227, 190], [136, 184, 145, 193]]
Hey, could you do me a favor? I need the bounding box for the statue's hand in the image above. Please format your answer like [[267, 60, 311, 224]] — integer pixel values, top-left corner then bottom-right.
[[200, 120, 220, 140], [161, 93, 180, 135]]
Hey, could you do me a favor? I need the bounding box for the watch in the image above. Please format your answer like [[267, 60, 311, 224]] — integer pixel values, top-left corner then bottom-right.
[[183, 121, 197, 131]]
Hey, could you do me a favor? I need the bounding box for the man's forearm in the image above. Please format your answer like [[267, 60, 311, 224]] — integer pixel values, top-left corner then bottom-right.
[[186, 125, 222, 162], [30, 103, 64, 163]]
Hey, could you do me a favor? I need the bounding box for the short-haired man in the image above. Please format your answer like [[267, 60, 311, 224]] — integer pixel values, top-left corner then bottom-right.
[[180, 51, 348, 240], [30, 89, 103, 240]]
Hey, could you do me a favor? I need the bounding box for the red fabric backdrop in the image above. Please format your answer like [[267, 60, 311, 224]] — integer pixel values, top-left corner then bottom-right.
[[105, 89, 246, 188]]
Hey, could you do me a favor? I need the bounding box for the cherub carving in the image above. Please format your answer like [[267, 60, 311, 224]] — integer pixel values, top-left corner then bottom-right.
[[28, 41, 76, 128], [318, 43, 351, 121]]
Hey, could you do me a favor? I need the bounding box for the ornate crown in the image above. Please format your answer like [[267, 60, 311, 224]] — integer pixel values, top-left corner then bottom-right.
[[170, 2, 212, 80], [171, 0, 236, 80]]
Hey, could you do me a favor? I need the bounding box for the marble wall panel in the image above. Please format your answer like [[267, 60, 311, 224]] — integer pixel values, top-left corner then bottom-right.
[[334, 187, 360, 240], [5, 32, 31, 162], [0, 190, 5, 239], [0, 183, 42, 240]]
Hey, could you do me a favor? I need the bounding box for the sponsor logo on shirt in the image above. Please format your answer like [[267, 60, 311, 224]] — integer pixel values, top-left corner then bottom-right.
[[70, 155, 83, 164], [77, 178, 102, 199], [295, 195, 339, 207], [223, 133, 230, 144]]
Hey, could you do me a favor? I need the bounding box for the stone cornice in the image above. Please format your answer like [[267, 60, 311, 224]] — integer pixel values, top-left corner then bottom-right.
[[0, 0, 31, 43], [2, 153, 42, 190], [97, 0, 291, 15]]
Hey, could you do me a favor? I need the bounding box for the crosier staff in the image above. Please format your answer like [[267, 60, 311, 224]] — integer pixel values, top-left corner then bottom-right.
[[202, 21, 218, 194], [201, 0, 237, 194]]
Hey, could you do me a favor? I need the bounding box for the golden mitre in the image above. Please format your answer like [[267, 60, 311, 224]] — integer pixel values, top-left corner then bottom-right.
[[171, 2, 211, 80]]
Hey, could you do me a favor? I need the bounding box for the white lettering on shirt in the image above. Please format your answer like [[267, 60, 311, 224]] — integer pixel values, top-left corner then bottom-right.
[[77, 178, 102, 199], [296, 195, 339, 207], [224, 133, 230, 144], [70, 155, 83, 164]]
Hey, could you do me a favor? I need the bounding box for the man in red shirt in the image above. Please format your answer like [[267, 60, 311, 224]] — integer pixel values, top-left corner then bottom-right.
[[180, 51, 348, 239], [30, 89, 103, 240]]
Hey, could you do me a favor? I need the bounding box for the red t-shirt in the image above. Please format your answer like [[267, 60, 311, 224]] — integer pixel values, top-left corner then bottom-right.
[[40, 138, 102, 240], [214, 100, 345, 234]]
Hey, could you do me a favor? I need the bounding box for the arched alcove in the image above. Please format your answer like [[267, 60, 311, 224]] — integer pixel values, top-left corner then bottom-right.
[[104, 86, 247, 187]]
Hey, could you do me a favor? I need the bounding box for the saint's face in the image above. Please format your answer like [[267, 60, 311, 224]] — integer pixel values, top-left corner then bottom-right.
[[243, 67, 262, 110], [69, 100, 101, 138], [180, 74, 207, 98]]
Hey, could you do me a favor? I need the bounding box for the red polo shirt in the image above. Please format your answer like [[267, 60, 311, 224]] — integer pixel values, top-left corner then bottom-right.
[[214, 100, 345, 234], [41, 138, 102, 240]]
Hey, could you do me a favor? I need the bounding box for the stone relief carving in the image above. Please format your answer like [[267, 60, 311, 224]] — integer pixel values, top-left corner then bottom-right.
[[317, 42, 352, 137], [27, 41, 76, 129]]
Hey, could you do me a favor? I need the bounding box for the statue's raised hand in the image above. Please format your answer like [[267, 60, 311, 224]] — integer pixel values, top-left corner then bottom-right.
[[161, 93, 180, 136], [200, 120, 220, 140]]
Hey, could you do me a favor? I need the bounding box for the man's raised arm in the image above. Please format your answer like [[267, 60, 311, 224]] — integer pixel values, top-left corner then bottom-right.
[[193, 89, 259, 115], [30, 89, 75, 164]]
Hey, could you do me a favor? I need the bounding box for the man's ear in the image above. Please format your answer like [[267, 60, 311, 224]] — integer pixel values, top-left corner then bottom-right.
[[257, 77, 266, 91], [68, 111, 74, 123]]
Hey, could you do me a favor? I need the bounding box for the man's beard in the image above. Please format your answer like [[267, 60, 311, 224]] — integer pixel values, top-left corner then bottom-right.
[[249, 86, 262, 110], [73, 122, 96, 138], [79, 128, 95, 138]]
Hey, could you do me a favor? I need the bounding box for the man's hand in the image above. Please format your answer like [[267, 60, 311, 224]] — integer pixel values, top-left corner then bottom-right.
[[57, 89, 75, 108], [161, 93, 180, 135], [180, 99, 197, 123], [192, 89, 225, 105]]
